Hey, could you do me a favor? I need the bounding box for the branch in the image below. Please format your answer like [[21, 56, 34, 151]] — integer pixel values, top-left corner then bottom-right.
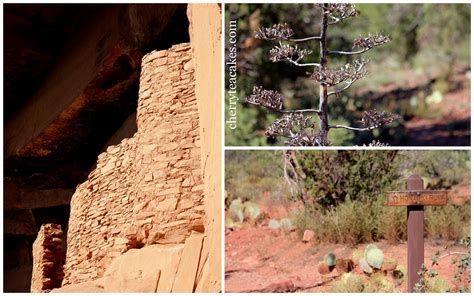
[[329, 124, 373, 131], [329, 109, 400, 131], [245, 87, 322, 115], [281, 109, 321, 115], [283, 150, 301, 199], [328, 48, 370, 55], [327, 79, 357, 96], [287, 60, 321, 68], [290, 36, 321, 42], [438, 252, 469, 262], [328, 33, 391, 55], [255, 23, 321, 43]]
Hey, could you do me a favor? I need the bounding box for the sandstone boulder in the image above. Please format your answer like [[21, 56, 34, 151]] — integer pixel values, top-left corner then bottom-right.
[[302, 230, 315, 243], [103, 244, 183, 292]]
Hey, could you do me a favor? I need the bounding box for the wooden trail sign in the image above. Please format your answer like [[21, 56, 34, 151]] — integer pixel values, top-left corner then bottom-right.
[[387, 175, 448, 292], [387, 190, 448, 206]]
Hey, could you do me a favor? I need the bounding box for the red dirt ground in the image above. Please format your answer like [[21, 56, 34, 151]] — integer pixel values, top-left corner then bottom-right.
[[225, 183, 471, 293], [225, 227, 469, 292]]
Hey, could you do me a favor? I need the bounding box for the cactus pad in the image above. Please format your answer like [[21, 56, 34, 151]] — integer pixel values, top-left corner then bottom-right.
[[359, 258, 373, 274], [365, 247, 384, 269], [352, 250, 364, 263], [244, 203, 262, 221], [324, 253, 337, 267], [280, 218, 293, 230], [268, 219, 281, 229]]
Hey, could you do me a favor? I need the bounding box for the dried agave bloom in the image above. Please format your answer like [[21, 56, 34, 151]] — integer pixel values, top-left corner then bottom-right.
[[244, 86, 283, 111], [319, 3, 359, 24], [266, 113, 314, 137], [361, 110, 400, 129], [244, 4, 397, 146], [353, 33, 391, 49], [364, 140, 389, 147], [266, 113, 322, 146], [286, 133, 319, 146], [269, 43, 312, 63], [311, 59, 368, 86], [255, 23, 294, 40]]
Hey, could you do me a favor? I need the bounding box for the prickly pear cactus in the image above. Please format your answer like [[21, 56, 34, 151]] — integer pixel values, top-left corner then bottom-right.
[[365, 245, 384, 269], [229, 198, 244, 212], [324, 253, 337, 267], [371, 273, 394, 292], [268, 219, 281, 229], [228, 199, 245, 223], [280, 218, 293, 230], [352, 249, 364, 263], [345, 273, 365, 292], [244, 202, 262, 221], [332, 273, 365, 292], [229, 208, 244, 223], [365, 244, 378, 252], [225, 218, 240, 228], [359, 258, 373, 274]]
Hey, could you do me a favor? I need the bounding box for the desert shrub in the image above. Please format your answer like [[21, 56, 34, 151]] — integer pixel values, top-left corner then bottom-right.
[[295, 150, 400, 209], [382, 207, 407, 243], [294, 197, 386, 245], [425, 202, 471, 240], [293, 197, 469, 244]]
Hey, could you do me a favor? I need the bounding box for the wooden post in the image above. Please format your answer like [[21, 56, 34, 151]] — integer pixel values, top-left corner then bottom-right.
[[386, 175, 448, 292], [406, 175, 424, 292]]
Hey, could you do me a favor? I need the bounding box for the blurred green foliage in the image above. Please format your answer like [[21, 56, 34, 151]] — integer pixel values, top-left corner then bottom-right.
[[225, 150, 291, 207], [225, 4, 470, 146]]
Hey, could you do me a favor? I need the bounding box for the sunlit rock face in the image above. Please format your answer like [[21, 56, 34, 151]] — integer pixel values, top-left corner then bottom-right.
[[61, 43, 205, 289], [5, 3, 221, 293]]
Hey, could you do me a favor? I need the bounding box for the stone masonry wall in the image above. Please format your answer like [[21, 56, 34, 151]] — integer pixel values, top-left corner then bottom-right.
[[62, 43, 204, 286], [31, 224, 64, 292]]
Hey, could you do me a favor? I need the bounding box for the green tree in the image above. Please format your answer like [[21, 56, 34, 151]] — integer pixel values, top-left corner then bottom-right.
[[295, 150, 400, 208]]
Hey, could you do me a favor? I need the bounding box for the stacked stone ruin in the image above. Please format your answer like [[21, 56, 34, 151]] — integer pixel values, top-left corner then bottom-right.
[[30, 224, 64, 292], [31, 43, 208, 292]]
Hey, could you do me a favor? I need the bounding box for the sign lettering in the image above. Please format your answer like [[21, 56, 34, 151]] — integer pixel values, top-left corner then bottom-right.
[[387, 190, 448, 206]]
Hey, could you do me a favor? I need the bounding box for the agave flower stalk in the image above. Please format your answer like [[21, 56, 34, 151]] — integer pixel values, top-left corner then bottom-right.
[[244, 3, 398, 146]]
